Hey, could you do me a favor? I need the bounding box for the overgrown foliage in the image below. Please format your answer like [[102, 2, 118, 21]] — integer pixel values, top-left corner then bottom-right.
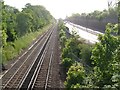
[[58, 20, 93, 88], [59, 20, 120, 89], [90, 24, 120, 89], [1, 1, 54, 62], [64, 63, 85, 89]]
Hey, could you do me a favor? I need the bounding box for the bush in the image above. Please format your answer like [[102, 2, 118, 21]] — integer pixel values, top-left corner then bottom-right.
[[62, 46, 72, 59], [62, 58, 74, 71], [64, 63, 85, 89], [60, 35, 67, 48], [80, 44, 92, 66]]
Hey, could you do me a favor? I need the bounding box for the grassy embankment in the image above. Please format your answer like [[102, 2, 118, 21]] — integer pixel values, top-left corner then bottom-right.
[[1, 24, 53, 64]]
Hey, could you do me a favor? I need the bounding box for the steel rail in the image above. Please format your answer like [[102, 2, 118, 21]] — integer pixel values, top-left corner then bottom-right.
[[45, 51, 53, 90], [2, 26, 54, 89], [18, 29, 53, 89], [31, 27, 56, 89], [1, 25, 54, 76], [1, 26, 53, 81]]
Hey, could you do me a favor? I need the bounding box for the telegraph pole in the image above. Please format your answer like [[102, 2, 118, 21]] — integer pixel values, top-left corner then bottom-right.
[[86, 15, 87, 31], [118, 1, 120, 35]]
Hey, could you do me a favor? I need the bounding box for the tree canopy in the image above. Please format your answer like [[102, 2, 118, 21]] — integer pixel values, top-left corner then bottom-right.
[[1, 1, 53, 47]]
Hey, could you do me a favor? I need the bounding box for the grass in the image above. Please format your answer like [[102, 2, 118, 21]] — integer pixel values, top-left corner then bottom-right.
[[2, 24, 52, 64]]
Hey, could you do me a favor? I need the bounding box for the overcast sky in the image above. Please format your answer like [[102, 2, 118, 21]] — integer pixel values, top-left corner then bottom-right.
[[4, 0, 117, 19]]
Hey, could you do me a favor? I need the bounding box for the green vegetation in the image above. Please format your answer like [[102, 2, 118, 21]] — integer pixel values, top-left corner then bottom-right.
[[61, 2, 120, 89], [58, 21, 93, 67], [90, 24, 120, 88], [59, 19, 120, 89], [64, 63, 85, 89], [2, 24, 52, 63], [1, 1, 54, 63], [66, 5, 118, 33]]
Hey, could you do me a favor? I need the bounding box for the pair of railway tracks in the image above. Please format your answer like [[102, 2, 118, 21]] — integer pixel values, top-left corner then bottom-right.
[[1, 24, 60, 89]]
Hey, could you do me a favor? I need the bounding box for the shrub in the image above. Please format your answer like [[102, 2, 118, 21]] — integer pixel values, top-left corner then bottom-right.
[[62, 58, 74, 71], [80, 44, 92, 66], [64, 63, 85, 89]]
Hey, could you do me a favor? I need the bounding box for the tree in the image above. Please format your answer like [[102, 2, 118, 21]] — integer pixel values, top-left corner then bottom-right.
[[91, 23, 120, 87], [16, 12, 32, 36], [22, 4, 53, 30], [4, 5, 19, 42]]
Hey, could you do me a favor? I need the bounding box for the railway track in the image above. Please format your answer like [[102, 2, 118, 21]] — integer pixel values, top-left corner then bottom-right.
[[2, 24, 61, 89], [26, 25, 60, 89], [1, 26, 53, 87]]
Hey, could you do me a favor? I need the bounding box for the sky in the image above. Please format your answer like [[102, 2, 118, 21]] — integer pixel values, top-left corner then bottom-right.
[[4, 0, 117, 19]]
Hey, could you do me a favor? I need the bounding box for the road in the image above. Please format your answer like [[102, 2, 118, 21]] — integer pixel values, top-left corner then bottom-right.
[[65, 21, 103, 44]]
